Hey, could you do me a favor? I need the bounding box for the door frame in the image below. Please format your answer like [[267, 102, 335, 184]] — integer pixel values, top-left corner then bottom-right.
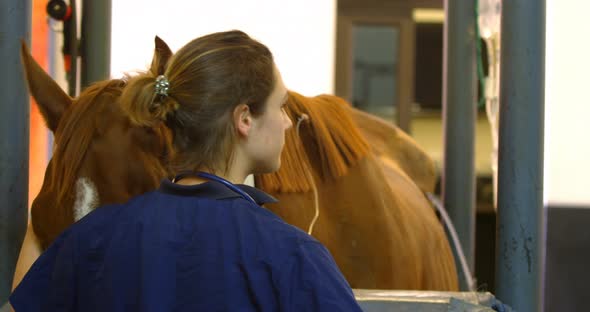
[[335, 15, 415, 132]]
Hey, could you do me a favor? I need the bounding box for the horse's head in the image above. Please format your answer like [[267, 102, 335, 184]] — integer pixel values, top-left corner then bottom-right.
[[21, 38, 175, 249]]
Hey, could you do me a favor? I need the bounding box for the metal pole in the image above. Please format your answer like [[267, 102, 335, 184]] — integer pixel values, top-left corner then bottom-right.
[[495, 1, 546, 311], [80, 0, 111, 88], [442, 0, 477, 291], [0, 0, 31, 305]]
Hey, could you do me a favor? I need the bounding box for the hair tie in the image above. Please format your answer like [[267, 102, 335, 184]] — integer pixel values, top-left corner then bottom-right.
[[154, 75, 170, 97]]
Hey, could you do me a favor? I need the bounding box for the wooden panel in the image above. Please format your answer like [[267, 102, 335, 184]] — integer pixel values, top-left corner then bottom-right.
[[335, 0, 445, 132]]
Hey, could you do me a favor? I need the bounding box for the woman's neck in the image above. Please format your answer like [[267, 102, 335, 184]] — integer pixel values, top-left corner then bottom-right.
[[174, 175, 209, 185], [221, 170, 248, 184], [174, 168, 247, 186]]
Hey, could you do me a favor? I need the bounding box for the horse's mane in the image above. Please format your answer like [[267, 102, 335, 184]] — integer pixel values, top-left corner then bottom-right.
[[256, 91, 370, 193], [49, 79, 126, 208]]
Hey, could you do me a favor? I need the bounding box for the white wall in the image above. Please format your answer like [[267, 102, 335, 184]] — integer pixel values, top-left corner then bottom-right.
[[111, 0, 336, 96], [545, 0, 590, 206]]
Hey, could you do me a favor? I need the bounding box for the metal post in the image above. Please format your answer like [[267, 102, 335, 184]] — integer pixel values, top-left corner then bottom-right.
[[442, 0, 477, 291], [80, 0, 111, 89], [0, 0, 31, 305], [495, 1, 546, 311]]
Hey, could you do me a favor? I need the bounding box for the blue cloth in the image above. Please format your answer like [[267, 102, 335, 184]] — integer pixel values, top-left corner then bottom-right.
[[10, 179, 362, 311]]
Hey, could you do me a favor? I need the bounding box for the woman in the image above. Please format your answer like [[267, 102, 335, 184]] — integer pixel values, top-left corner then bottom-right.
[[10, 30, 362, 311]]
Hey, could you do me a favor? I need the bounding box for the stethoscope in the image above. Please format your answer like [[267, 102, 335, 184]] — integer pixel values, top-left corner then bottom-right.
[[172, 171, 257, 205]]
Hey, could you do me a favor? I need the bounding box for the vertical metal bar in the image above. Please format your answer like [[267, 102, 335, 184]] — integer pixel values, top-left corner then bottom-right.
[[495, 1, 546, 311], [0, 0, 31, 304], [442, 0, 477, 291], [63, 0, 78, 96], [80, 0, 111, 89], [47, 18, 58, 151]]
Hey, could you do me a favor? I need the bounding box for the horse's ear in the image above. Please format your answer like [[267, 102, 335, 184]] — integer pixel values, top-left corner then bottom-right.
[[20, 40, 72, 133], [150, 36, 172, 75]]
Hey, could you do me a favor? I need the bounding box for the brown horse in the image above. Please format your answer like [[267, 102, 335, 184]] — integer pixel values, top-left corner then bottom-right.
[[20, 38, 174, 251], [12, 38, 174, 288], [14, 39, 458, 291], [256, 92, 457, 290]]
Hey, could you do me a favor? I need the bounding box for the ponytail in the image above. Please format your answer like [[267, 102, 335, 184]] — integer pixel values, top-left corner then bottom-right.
[[121, 72, 179, 127]]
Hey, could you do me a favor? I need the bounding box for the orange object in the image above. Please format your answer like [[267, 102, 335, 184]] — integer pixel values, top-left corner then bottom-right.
[[29, 0, 50, 209], [63, 54, 71, 72]]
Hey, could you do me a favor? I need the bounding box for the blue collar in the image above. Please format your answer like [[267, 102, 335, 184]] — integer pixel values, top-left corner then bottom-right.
[[158, 179, 278, 206]]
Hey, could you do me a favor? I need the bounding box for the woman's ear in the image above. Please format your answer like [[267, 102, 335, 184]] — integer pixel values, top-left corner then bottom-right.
[[233, 104, 253, 137]]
